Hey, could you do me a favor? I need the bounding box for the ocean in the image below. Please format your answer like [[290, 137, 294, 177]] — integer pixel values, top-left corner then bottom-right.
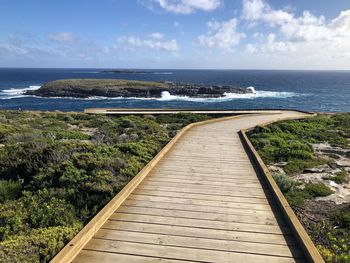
[[0, 68, 349, 112]]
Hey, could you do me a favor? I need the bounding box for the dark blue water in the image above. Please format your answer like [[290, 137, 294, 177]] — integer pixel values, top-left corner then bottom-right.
[[0, 68, 349, 112]]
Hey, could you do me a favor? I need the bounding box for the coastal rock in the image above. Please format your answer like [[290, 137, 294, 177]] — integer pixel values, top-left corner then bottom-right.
[[304, 164, 331, 173], [25, 79, 254, 99], [268, 165, 286, 174], [313, 142, 350, 158], [274, 161, 288, 167]]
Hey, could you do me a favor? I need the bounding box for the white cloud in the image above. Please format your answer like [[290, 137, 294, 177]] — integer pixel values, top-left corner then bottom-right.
[[144, 39, 179, 51], [118, 35, 179, 51], [242, 0, 265, 21], [48, 32, 75, 44], [241, 0, 350, 67], [118, 36, 143, 47], [246, 33, 296, 53], [0, 34, 57, 61], [173, 21, 181, 28], [198, 18, 245, 49], [152, 0, 221, 14], [149, 32, 164, 39], [330, 10, 350, 35], [242, 0, 350, 43]]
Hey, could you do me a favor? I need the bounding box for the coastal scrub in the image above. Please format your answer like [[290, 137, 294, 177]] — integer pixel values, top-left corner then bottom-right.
[[0, 110, 211, 262], [249, 113, 350, 262]]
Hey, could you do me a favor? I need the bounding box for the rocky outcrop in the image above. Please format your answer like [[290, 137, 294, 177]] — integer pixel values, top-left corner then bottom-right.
[[271, 142, 350, 204], [25, 79, 254, 98]]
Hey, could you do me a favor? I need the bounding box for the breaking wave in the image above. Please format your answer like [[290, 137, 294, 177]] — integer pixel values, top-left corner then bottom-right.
[[156, 89, 297, 102], [0, 86, 41, 99]]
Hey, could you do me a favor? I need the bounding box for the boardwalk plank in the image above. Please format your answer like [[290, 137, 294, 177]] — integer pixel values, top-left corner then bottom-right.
[[69, 111, 312, 263], [122, 199, 278, 216], [131, 189, 271, 204], [126, 194, 274, 211], [103, 220, 298, 246], [117, 205, 281, 225], [94, 228, 304, 258], [73, 250, 190, 263], [84, 239, 305, 263], [109, 213, 290, 235]]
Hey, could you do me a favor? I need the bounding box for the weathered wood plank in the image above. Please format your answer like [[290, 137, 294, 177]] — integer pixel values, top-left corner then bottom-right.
[[109, 213, 290, 235], [137, 185, 271, 198], [116, 205, 281, 225], [131, 189, 271, 204], [126, 194, 275, 211], [103, 220, 298, 246], [122, 200, 277, 217], [147, 173, 262, 183], [138, 181, 269, 195], [84, 239, 305, 263], [73, 250, 190, 263], [94, 229, 304, 258], [143, 177, 264, 188]]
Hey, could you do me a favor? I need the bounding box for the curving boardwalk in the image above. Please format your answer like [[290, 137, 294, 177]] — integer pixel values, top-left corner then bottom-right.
[[68, 111, 314, 262]]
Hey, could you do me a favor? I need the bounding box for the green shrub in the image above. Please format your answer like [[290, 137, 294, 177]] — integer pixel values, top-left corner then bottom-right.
[[285, 189, 311, 207], [323, 170, 348, 184], [0, 180, 22, 203], [55, 130, 91, 140], [249, 114, 350, 173], [272, 172, 296, 193], [0, 140, 71, 183], [0, 200, 28, 240], [283, 158, 327, 175], [0, 224, 81, 263], [0, 124, 16, 141], [0, 110, 213, 262], [340, 212, 350, 228], [284, 183, 333, 207], [334, 170, 348, 184], [304, 183, 334, 197], [155, 113, 210, 125], [317, 230, 350, 263]]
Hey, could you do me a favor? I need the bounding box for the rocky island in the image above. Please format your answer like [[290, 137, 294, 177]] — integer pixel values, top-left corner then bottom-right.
[[25, 79, 254, 98], [101, 69, 156, 74]]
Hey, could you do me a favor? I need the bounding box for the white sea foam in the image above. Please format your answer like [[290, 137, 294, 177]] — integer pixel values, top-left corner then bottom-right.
[[155, 88, 296, 102], [152, 72, 173, 75], [0, 86, 41, 99], [74, 71, 100, 74], [1, 86, 41, 96]]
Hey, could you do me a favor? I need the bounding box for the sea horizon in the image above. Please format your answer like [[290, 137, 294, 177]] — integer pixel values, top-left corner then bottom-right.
[[1, 67, 350, 72], [1, 68, 350, 112]]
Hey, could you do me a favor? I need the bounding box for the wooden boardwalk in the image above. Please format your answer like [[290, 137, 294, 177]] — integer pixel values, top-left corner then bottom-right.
[[55, 111, 323, 263]]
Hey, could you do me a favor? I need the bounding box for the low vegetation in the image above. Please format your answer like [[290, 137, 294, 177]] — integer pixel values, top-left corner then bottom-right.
[[323, 170, 348, 184], [249, 113, 350, 262], [249, 113, 350, 175], [0, 110, 211, 262]]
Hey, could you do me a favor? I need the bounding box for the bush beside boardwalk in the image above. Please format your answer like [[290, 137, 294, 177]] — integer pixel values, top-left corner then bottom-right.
[[249, 113, 350, 263], [0, 111, 211, 262]]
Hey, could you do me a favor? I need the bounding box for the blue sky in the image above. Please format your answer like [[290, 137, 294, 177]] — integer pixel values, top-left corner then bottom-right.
[[0, 0, 350, 69]]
